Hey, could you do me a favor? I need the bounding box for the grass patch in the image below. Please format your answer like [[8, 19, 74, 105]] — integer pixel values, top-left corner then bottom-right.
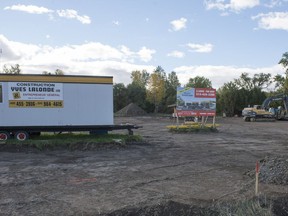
[[217, 197, 272, 216], [167, 123, 219, 133], [1, 133, 143, 151]]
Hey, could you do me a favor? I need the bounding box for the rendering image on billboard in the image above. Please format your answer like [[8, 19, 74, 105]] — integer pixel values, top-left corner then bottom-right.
[[176, 87, 216, 117]]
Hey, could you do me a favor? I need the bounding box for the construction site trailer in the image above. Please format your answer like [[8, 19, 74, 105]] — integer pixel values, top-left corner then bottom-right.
[[0, 74, 140, 140]]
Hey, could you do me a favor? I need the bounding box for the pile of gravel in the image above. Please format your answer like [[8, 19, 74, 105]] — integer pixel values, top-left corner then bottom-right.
[[259, 156, 288, 185]]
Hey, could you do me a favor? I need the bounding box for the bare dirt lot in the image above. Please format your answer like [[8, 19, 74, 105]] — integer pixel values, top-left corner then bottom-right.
[[1, 116, 288, 215]]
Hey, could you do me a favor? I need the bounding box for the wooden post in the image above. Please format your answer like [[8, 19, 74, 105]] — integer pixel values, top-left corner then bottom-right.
[[174, 108, 179, 128], [255, 161, 260, 196], [201, 116, 204, 128], [212, 116, 216, 128]]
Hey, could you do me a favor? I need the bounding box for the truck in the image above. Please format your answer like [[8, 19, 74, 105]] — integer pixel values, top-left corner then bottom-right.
[[242, 93, 288, 121], [0, 74, 140, 140]]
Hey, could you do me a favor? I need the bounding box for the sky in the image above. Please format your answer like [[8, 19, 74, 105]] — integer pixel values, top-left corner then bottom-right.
[[0, 0, 288, 89]]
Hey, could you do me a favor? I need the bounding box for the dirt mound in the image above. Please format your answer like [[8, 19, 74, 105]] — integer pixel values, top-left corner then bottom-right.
[[116, 103, 147, 116], [259, 156, 288, 185]]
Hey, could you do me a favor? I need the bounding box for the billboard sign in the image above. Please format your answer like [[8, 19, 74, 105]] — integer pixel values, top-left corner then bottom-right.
[[176, 87, 216, 117], [8, 82, 63, 108]]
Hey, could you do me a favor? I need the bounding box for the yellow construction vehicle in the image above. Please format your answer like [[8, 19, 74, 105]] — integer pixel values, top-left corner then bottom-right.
[[242, 105, 275, 122], [242, 93, 288, 122]]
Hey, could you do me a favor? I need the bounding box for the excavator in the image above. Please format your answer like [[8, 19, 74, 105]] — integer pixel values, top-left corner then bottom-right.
[[242, 93, 288, 122]]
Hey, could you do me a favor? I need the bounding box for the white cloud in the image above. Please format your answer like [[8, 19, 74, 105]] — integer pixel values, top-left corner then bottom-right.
[[230, 0, 260, 10], [205, 0, 230, 10], [187, 43, 213, 53], [137, 47, 156, 62], [252, 12, 288, 31], [174, 64, 283, 89], [0, 35, 155, 84], [113, 20, 120, 26], [264, 0, 282, 8], [120, 46, 133, 57], [4, 4, 53, 14], [167, 51, 185, 58], [170, 18, 187, 31], [205, 0, 260, 12], [4, 4, 91, 24], [57, 9, 91, 24]]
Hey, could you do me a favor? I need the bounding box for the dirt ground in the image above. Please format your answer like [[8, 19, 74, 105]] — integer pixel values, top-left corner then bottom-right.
[[1, 116, 288, 215]]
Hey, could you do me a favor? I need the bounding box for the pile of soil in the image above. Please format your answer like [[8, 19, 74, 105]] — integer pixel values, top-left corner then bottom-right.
[[259, 156, 288, 185], [116, 103, 147, 116]]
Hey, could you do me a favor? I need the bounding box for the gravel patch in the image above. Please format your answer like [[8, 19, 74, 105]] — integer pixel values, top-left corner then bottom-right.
[[259, 156, 288, 185]]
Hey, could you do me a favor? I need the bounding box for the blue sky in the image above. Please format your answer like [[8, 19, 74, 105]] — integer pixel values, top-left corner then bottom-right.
[[0, 0, 288, 89]]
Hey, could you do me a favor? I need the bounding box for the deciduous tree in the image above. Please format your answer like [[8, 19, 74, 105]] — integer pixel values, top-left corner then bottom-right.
[[277, 52, 288, 93], [131, 70, 149, 87], [185, 76, 212, 88], [163, 71, 180, 112], [3, 64, 21, 74], [113, 83, 128, 112], [147, 66, 166, 113]]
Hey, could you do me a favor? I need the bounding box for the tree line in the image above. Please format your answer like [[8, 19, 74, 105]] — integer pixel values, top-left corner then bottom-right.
[[0, 64, 65, 75], [2, 52, 288, 116], [113, 66, 213, 114], [114, 52, 288, 116]]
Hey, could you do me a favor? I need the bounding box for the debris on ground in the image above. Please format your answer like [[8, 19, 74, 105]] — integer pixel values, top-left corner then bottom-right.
[[259, 156, 288, 185]]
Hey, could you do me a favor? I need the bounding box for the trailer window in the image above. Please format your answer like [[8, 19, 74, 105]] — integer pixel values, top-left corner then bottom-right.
[[0, 84, 2, 103]]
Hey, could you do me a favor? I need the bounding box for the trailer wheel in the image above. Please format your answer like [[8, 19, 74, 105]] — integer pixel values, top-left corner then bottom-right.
[[0, 131, 10, 141], [15, 131, 29, 141]]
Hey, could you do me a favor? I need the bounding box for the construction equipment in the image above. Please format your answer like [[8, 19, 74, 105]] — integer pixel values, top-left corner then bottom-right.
[[242, 93, 288, 122], [262, 94, 288, 120]]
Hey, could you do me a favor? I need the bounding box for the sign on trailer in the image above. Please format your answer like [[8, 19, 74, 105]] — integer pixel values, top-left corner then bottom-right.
[[8, 82, 63, 108]]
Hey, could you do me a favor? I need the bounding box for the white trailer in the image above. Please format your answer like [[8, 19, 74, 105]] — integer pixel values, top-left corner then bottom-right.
[[0, 74, 139, 140]]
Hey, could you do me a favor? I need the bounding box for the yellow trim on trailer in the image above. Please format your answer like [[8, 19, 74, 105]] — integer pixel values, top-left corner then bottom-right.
[[0, 74, 113, 84]]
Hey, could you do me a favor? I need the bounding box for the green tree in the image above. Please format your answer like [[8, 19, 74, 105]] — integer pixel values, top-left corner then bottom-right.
[[216, 72, 271, 116], [279, 52, 288, 73], [274, 74, 285, 92], [127, 70, 150, 110], [127, 83, 147, 109], [113, 83, 129, 112], [42, 69, 65, 75], [54, 69, 64, 75], [163, 71, 180, 113], [130, 70, 149, 87], [185, 76, 212, 88], [3, 64, 21, 74], [234, 72, 271, 112], [277, 52, 288, 93], [235, 72, 271, 90], [217, 81, 238, 116], [147, 66, 166, 113]]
